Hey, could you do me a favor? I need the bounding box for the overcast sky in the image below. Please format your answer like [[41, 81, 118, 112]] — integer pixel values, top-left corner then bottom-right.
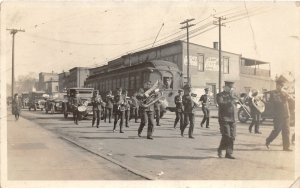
[[1, 1, 300, 83]]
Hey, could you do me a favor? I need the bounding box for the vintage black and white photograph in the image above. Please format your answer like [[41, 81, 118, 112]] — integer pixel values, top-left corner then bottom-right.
[[0, 1, 299, 188]]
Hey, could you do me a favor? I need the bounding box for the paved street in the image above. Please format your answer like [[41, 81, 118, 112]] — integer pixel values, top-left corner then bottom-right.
[[7, 113, 144, 180], [7, 108, 295, 180]]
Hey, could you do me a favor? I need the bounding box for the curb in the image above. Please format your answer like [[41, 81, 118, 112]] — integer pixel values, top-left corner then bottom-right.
[[59, 136, 157, 180]]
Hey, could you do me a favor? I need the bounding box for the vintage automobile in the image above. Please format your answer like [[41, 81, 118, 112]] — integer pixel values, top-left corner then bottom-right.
[[62, 88, 94, 119], [45, 92, 67, 114], [238, 91, 295, 125], [28, 91, 47, 111], [21, 92, 29, 108]]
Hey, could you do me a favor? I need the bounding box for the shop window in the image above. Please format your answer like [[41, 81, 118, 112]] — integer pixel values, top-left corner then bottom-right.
[[197, 54, 204, 72]]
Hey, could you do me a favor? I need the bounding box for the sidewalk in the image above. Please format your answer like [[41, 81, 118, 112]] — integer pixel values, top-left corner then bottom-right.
[[7, 114, 143, 180]]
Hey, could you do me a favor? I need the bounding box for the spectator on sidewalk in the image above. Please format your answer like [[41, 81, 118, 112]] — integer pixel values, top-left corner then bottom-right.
[[12, 93, 22, 120]]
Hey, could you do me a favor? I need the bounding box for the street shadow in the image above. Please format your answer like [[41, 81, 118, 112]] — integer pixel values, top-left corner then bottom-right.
[[79, 136, 139, 140], [194, 146, 284, 152], [135, 154, 216, 160]]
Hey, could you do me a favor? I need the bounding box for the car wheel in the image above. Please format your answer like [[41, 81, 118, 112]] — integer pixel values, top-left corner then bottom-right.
[[238, 108, 249, 123]]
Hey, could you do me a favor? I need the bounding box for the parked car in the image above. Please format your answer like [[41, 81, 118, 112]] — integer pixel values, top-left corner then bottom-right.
[[45, 92, 67, 114], [28, 91, 47, 111], [62, 88, 94, 120], [21, 92, 29, 108]]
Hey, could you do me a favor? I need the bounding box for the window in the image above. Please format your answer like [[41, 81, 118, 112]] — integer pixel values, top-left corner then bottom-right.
[[135, 75, 140, 89], [197, 54, 204, 72], [124, 77, 129, 89], [223, 57, 229, 74], [130, 76, 135, 90]]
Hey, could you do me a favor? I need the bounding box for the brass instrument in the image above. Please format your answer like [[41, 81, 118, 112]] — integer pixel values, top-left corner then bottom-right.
[[231, 93, 251, 117], [251, 95, 265, 113], [191, 93, 201, 107], [140, 81, 164, 108]]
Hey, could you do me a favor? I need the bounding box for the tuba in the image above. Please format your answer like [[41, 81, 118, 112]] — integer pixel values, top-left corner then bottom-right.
[[140, 81, 164, 108], [252, 95, 265, 113]]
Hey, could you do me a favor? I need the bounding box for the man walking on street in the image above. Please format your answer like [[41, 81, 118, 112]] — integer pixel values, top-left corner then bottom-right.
[[91, 90, 103, 128], [137, 82, 155, 140], [123, 90, 131, 128], [216, 81, 237, 159], [130, 92, 139, 123], [113, 88, 126, 133], [174, 89, 184, 129], [105, 90, 114, 123], [265, 75, 294, 151], [154, 100, 161, 126], [248, 89, 262, 134], [199, 88, 211, 128], [181, 84, 197, 139]]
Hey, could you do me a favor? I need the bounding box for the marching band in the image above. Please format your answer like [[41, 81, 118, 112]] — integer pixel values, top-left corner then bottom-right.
[[14, 74, 294, 159]]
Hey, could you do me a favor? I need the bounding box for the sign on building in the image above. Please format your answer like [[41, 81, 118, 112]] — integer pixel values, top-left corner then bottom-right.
[[205, 57, 219, 71]]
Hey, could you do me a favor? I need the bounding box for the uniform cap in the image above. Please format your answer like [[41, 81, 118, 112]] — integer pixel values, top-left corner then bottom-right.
[[183, 84, 192, 91], [178, 89, 183, 93], [224, 81, 235, 87], [251, 89, 258, 97], [276, 75, 288, 85], [204, 88, 209, 91]]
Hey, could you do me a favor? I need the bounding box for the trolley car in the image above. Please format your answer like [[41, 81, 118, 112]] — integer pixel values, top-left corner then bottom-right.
[[85, 60, 183, 111]]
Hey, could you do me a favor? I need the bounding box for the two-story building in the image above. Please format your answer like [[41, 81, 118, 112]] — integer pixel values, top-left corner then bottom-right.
[[86, 40, 274, 102]]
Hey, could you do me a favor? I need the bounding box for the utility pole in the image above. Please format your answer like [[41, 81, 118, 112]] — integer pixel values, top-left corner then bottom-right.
[[213, 16, 226, 93], [7, 28, 25, 98], [180, 18, 195, 85]]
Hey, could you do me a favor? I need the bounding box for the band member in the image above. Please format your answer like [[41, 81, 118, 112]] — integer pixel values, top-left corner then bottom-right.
[[91, 90, 103, 128], [130, 92, 139, 123], [73, 94, 82, 125], [137, 82, 155, 140], [113, 88, 125, 133], [123, 90, 131, 127], [248, 89, 262, 134], [105, 90, 114, 123], [174, 89, 184, 129], [181, 84, 196, 139], [266, 76, 293, 151], [12, 93, 22, 120], [199, 88, 211, 128], [154, 100, 161, 126], [216, 81, 237, 159]]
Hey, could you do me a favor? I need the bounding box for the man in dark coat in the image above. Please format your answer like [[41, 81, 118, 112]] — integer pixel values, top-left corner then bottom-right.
[[105, 90, 114, 123], [181, 84, 197, 139], [216, 81, 237, 159], [248, 89, 262, 134], [91, 90, 103, 128], [199, 88, 211, 128], [137, 82, 155, 140], [12, 93, 22, 120], [174, 89, 184, 129], [113, 88, 125, 133], [130, 92, 139, 123], [266, 75, 294, 151]]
